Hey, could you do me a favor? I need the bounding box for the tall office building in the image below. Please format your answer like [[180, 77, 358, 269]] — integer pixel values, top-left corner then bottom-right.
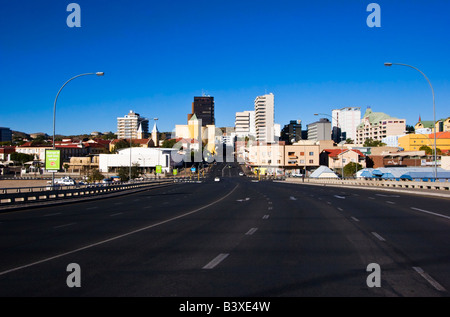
[[281, 120, 302, 144], [117, 110, 149, 139], [188, 96, 215, 126], [0, 127, 12, 142], [307, 118, 331, 141], [235, 111, 255, 137], [254, 93, 275, 143], [331, 107, 361, 142]]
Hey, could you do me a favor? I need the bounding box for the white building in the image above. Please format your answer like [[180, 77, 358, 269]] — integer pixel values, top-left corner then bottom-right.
[[331, 107, 361, 142], [255, 93, 275, 143], [235, 110, 256, 138], [117, 110, 149, 139], [307, 118, 331, 141], [99, 147, 182, 173]]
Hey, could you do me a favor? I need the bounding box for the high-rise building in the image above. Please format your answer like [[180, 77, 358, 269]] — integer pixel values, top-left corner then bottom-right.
[[356, 107, 406, 144], [307, 118, 331, 141], [281, 120, 302, 144], [0, 127, 12, 142], [188, 96, 215, 126], [235, 111, 255, 137], [254, 93, 275, 143], [331, 107, 361, 142], [117, 110, 149, 139]]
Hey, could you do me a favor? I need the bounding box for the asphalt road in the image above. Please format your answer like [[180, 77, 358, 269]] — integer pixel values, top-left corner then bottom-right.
[[0, 164, 449, 298]]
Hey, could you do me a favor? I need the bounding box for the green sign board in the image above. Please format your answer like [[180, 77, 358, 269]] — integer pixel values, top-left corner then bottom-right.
[[155, 165, 162, 174], [45, 149, 61, 171], [173, 169, 178, 176]]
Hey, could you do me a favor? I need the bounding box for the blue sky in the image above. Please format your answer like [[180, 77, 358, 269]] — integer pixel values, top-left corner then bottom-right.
[[1, 0, 449, 136]]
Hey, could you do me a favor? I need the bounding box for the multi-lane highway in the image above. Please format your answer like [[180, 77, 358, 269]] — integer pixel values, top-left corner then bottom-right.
[[0, 164, 449, 298]]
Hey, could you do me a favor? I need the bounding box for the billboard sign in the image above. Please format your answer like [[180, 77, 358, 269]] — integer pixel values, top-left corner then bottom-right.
[[45, 150, 61, 172]]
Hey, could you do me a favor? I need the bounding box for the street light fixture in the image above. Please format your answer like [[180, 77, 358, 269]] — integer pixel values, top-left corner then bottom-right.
[[384, 62, 438, 180], [314, 113, 345, 178], [52, 72, 104, 186]]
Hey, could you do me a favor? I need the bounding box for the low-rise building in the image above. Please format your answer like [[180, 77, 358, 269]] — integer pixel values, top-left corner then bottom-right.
[[356, 108, 406, 144], [320, 149, 366, 171], [398, 132, 450, 152]]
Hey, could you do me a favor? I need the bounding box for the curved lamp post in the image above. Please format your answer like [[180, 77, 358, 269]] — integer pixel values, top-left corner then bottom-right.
[[384, 63, 437, 180], [52, 72, 104, 186], [314, 113, 345, 178]]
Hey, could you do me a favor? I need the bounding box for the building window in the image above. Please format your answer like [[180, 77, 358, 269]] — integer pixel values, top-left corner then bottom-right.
[[309, 160, 314, 164], [309, 152, 314, 156]]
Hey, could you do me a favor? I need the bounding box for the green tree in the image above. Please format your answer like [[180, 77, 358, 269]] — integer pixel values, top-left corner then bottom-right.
[[161, 139, 178, 148], [88, 169, 104, 182], [117, 164, 141, 182], [363, 138, 386, 147], [419, 145, 442, 155], [10, 152, 34, 165], [343, 162, 363, 177], [345, 138, 354, 144], [405, 125, 415, 134], [113, 140, 140, 153], [101, 132, 117, 140]]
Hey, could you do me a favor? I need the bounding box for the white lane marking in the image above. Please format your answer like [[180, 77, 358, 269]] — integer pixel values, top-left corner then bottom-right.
[[203, 253, 229, 270], [376, 194, 400, 198], [327, 201, 332, 205], [334, 195, 346, 199], [133, 199, 141, 202], [337, 207, 343, 211], [351, 216, 360, 222], [413, 267, 446, 292], [54, 223, 76, 229], [246, 228, 258, 235], [410, 207, 450, 220], [0, 184, 240, 277], [268, 201, 272, 205], [110, 213, 123, 217], [86, 207, 98, 210], [289, 196, 297, 201], [268, 206, 273, 210], [368, 197, 375, 200], [43, 213, 61, 217], [371, 232, 386, 241], [386, 201, 396, 204], [263, 215, 270, 219]]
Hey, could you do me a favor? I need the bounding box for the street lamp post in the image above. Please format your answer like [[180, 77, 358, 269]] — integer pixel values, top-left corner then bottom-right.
[[52, 72, 104, 186], [314, 113, 345, 178], [384, 62, 438, 180]]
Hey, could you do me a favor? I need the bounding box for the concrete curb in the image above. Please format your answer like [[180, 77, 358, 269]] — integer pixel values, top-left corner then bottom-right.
[[277, 180, 450, 199]]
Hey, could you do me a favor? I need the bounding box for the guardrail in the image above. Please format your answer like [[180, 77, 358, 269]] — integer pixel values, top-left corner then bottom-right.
[[0, 179, 174, 206], [284, 177, 450, 191]]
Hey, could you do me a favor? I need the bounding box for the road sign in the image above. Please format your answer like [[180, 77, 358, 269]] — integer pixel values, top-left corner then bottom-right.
[[45, 150, 61, 171], [191, 167, 196, 173], [173, 169, 178, 176], [156, 165, 162, 174]]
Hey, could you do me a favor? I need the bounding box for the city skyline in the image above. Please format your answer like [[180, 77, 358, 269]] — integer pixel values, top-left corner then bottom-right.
[[1, 0, 449, 135]]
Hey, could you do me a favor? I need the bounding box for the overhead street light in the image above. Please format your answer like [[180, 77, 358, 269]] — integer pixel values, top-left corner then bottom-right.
[[52, 72, 105, 186], [384, 62, 437, 180]]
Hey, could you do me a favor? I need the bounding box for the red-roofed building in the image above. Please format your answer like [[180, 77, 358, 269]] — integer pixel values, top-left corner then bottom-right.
[[320, 148, 366, 170], [0, 146, 15, 161]]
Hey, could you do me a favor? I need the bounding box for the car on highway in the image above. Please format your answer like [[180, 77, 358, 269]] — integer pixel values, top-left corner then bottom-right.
[[54, 176, 76, 186], [239, 172, 244, 176], [102, 178, 113, 184], [214, 177, 220, 182]]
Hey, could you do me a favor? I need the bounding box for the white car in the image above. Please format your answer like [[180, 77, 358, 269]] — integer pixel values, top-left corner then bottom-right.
[[239, 172, 244, 176], [55, 177, 76, 185], [214, 177, 220, 182]]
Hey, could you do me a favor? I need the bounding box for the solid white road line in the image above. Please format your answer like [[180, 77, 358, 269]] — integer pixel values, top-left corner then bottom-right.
[[371, 232, 386, 241], [203, 253, 229, 270], [0, 184, 240, 277], [54, 223, 76, 229], [413, 267, 446, 292], [43, 213, 61, 217], [410, 207, 450, 220], [246, 228, 258, 235]]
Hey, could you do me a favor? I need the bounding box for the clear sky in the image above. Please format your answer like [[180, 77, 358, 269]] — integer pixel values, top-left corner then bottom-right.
[[1, 0, 449, 136]]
